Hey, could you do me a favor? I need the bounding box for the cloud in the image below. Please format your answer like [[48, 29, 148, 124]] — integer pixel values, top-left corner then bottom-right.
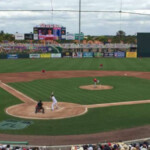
[[0, 0, 150, 35]]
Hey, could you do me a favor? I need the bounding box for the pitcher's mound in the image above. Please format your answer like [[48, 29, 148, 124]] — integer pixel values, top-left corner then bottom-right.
[[80, 85, 113, 90]]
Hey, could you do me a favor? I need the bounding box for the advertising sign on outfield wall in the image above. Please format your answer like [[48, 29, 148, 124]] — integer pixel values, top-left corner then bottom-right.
[[103, 52, 114, 57], [83, 52, 94, 58], [29, 54, 40, 58], [114, 52, 125, 58], [62, 52, 72, 58], [40, 53, 51, 58], [51, 53, 61, 58], [7, 54, 18, 59], [94, 52, 103, 57], [72, 52, 82, 58], [18, 53, 29, 58], [126, 52, 137, 58]]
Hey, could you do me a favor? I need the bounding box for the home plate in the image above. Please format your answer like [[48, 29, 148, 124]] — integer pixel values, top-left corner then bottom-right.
[[56, 107, 64, 112], [45, 107, 51, 110], [45, 106, 64, 111]]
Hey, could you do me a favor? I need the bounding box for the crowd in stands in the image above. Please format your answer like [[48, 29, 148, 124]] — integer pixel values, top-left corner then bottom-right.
[[0, 144, 39, 150], [71, 141, 149, 150], [0, 43, 137, 54], [0, 141, 149, 150]]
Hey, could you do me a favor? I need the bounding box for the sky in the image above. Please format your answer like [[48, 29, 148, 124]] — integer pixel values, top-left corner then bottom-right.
[[0, 0, 150, 35]]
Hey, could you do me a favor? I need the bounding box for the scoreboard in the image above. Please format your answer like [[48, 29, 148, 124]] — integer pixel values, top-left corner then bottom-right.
[[33, 24, 66, 40]]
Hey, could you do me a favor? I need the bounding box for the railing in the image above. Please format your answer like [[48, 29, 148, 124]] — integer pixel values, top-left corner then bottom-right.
[[0, 141, 28, 145]]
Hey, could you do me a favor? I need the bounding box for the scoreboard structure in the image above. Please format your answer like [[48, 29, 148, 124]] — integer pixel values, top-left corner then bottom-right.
[[15, 24, 84, 41], [33, 24, 66, 40], [137, 33, 150, 57]]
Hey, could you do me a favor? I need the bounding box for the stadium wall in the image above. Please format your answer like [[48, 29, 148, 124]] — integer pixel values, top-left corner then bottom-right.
[[137, 33, 150, 57], [0, 52, 138, 59]]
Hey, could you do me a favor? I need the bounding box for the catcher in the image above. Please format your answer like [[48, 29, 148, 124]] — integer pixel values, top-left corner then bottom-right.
[[35, 100, 45, 113]]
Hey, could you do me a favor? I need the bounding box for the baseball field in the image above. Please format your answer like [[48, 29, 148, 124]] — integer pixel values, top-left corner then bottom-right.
[[0, 58, 150, 145]]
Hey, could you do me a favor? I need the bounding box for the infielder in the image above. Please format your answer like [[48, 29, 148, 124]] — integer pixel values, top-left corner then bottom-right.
[[51, 93, 58, 111]]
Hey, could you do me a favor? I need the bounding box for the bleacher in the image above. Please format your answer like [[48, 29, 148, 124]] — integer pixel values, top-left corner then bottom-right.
[[0, 138, 150, 150]]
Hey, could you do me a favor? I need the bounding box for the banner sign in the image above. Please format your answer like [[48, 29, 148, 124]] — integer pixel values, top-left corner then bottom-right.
[[94, 52, 103, 57], [62, 52, 72, 57], [61, 35, 66, 40], [72, 52, 83, 58], [7, 54, 18, 59], [83, 52, 94, 58], [103, 52, 114, 57], [34, 34, 38, 40], [75, 33, 84, 40], [40, 53, 51, 58], [18, 53, 29, 58], [114, 52, 125, 58], [29, 54, 40, 58], [15, 34, 24, 40], [66, 34, 75, 40], [126, 52, 137, 58], [0, 54, 7, 59], [51, 53, 61, 58], [24, 34, 33, 40]]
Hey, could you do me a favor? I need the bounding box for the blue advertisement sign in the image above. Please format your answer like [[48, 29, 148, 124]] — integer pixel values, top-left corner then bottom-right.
[[114, 52, 125, 58], [83, 52, 94, 58], [7, 54, 18, 59]]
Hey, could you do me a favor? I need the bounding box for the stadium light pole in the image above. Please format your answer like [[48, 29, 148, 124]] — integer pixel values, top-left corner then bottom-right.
[[79, 0, 81, 51]]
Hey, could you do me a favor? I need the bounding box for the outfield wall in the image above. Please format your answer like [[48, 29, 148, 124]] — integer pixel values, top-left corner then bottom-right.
[[0, 52, 137, 59], [137, 33, 150, 57]]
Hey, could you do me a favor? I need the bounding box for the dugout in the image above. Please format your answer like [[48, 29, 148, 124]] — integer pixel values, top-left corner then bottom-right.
[[137, 33, 150, 57]]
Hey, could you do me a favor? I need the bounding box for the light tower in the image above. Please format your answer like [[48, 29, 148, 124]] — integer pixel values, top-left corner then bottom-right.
[[79, 0, 81, 50]]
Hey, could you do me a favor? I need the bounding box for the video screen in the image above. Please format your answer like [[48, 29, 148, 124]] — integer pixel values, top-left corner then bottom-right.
[[34, 26, 66, 40]]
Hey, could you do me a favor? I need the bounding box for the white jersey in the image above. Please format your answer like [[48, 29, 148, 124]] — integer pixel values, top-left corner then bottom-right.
[[51, 96, 57, 103]]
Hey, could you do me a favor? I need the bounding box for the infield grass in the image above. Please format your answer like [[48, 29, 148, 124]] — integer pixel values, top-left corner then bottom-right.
[[9, 76, 150, 104], [0, 58, 150, 73]]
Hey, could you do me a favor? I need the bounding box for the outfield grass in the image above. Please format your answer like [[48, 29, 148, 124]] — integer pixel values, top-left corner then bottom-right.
[[9, 76, 150, 104], [0, 58, 150, 73]]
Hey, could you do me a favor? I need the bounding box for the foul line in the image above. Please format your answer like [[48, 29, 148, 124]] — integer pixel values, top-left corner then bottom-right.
[[0, 82, 36, 103], [85, 99, 150, 108]]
